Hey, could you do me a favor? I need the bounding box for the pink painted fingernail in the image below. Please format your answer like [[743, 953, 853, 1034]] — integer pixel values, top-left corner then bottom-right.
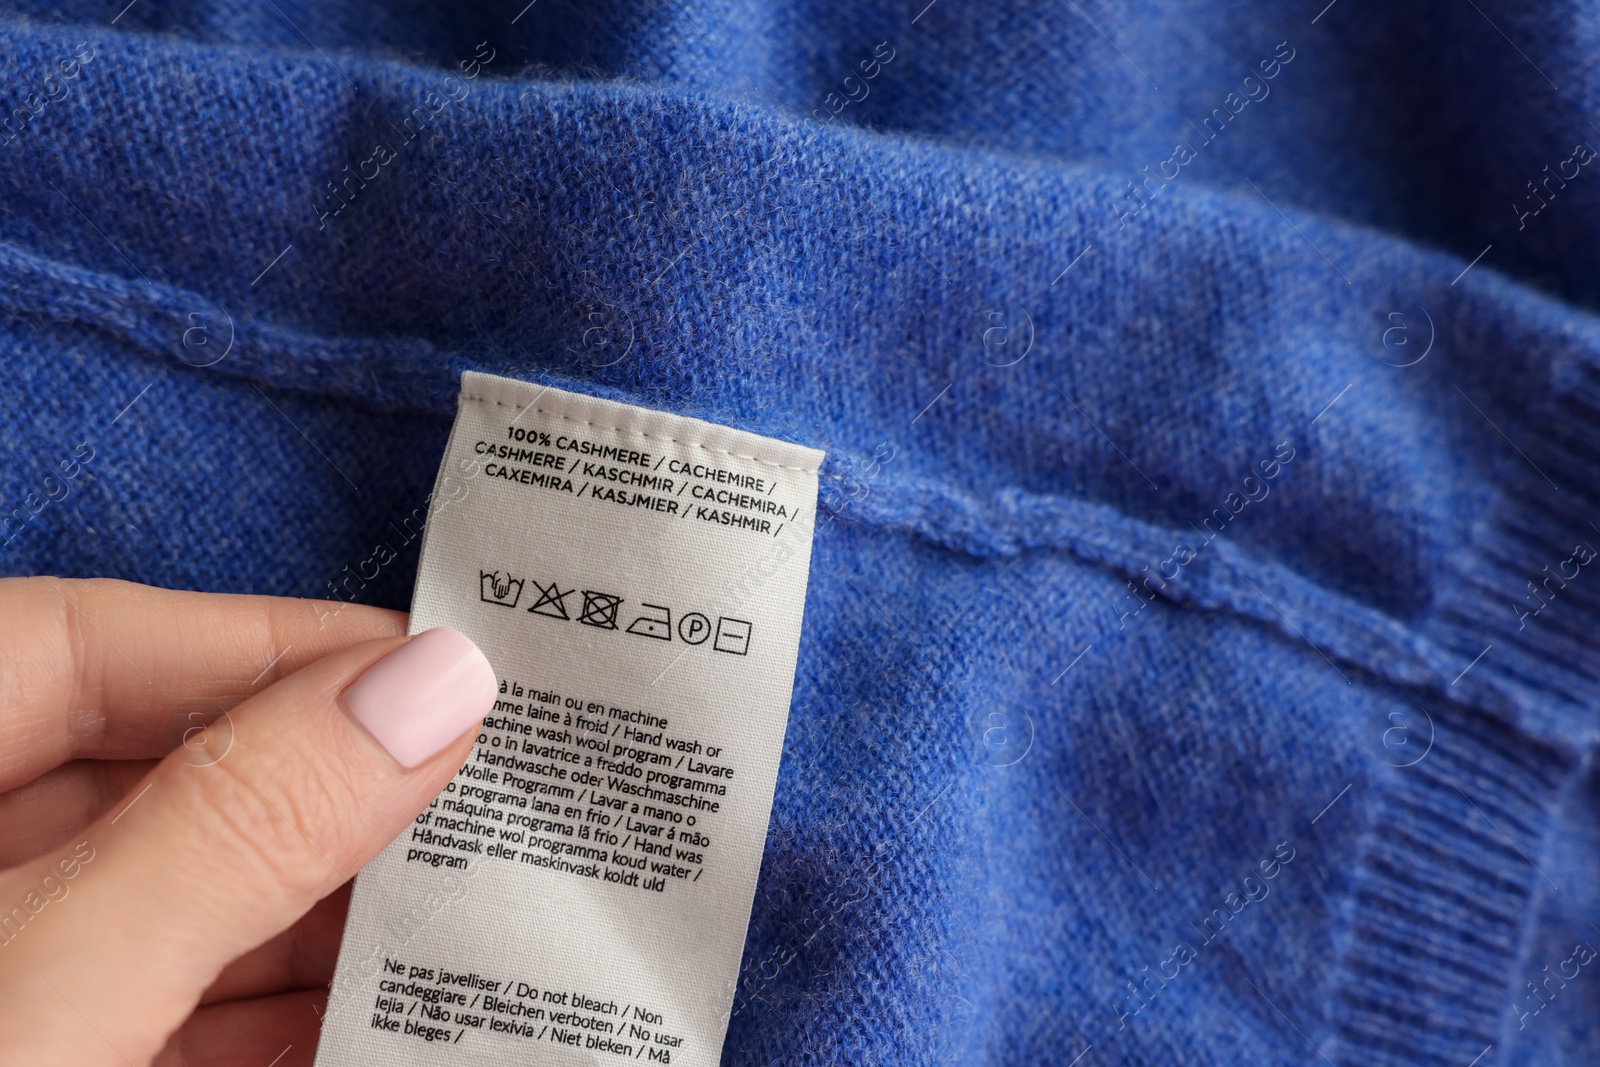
[[343, 627, 496, 768]]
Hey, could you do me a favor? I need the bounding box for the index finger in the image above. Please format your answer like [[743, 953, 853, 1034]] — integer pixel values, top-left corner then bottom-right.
[[0, 577, 405, 792]]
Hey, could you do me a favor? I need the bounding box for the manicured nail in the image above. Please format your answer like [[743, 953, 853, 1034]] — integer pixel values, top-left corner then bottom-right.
[[343, 627, 497, 767]]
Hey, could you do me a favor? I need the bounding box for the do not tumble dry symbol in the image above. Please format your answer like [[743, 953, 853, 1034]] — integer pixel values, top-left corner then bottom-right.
[[578, 591, 622, 629], [480, 566, 754, 654]]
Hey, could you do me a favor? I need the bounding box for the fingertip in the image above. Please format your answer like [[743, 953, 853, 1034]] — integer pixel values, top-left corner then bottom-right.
[[341, 627, 497, 768]]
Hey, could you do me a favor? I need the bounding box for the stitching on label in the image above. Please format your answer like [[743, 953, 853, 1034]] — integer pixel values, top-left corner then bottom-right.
[[459, 391, 822, 474]]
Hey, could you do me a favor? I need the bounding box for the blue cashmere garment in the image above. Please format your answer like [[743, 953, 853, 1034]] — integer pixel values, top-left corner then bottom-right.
[[6, 1, 1600, 1064]]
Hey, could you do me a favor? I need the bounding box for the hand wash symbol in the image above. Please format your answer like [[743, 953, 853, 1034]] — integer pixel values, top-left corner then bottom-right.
[[480, 570, 524, 607]]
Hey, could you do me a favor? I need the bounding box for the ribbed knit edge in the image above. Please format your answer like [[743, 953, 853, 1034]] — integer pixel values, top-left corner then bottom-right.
[[1326, 356, 1600, 1066], [1324, 702, 1574, 1066], [1425, 357, 1600, 748]]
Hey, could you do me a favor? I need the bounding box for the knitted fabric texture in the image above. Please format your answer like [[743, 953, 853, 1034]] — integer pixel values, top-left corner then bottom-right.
[[4, 2, 1600, 1065]]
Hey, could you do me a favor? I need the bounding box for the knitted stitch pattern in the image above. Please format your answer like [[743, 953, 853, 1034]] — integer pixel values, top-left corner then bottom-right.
[[4, 3, 1600, 1064]]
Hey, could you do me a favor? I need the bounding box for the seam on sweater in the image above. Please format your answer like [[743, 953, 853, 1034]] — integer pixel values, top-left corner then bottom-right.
[[0, 238, 464, 416], [825, 468, 1592, 754], [5, 235, 1596, 750]]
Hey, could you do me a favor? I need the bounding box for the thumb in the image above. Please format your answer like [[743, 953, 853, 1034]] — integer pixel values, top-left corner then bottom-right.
[[0, 626, 497, 1066]]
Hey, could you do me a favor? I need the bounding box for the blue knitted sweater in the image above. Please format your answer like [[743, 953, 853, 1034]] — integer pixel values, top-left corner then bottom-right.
[[5, 2, 1600, 1064]]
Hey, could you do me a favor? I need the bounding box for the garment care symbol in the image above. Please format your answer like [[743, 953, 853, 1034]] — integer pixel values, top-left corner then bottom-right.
[[579, 591, 623, 629], [626, 603, 672, 640], [713, 617, 752, 655], [678, 612, 711, 644], [479, 570, 524, 607], [528, 579, 574, 620], [476, 567, 754, 654]]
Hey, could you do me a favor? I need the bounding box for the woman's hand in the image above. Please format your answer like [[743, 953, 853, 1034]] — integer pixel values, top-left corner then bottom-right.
[[0, 577, 497, 1066]]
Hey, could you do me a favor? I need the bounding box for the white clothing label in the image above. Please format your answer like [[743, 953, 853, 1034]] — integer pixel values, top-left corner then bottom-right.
[[314, 371, 824, 1067]]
